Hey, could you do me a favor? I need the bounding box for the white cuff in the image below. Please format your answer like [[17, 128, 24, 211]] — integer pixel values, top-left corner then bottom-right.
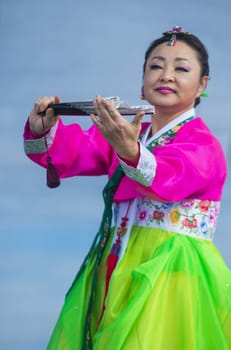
[[24, 123, 58, 155], [119, 142, 156, 186]]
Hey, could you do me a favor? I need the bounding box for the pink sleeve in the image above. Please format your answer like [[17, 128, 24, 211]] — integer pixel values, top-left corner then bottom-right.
[[134, 119, 227, 201], [23, 119, 116, 178]]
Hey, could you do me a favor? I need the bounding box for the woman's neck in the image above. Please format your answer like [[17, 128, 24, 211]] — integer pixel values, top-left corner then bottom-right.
[[151, 106, 194, 135]]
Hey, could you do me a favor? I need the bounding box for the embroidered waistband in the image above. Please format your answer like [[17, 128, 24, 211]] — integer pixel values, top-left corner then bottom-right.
[[133, 198, 220, 241]]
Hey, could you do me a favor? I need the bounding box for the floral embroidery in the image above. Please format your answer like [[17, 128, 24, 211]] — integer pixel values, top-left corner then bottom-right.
[[209, 208, 218, 226], [198, 200, 211, 212], [199, 221, 209, 236], [182, 218, 198, 230], [139, 210, 148, 220], [172, 125, 181, 133], [152, 210, 165, 223], [135, 197, 220, 241], [155, 135, 172, 146], [147, 116, 194, 151], [148, 134, 174, 149], [162, 202, 174, 210], [169, 209, 181, 224], [181, 199, 194, 208]]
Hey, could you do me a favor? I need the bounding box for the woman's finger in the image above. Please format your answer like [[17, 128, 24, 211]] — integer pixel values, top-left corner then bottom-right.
[[90, 113, 103, 128], [132, 111, 145, 126], [93, 96, 109, 120]]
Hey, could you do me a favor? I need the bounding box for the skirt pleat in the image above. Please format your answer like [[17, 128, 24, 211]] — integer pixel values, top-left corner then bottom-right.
[[47, 227, 231, 350]]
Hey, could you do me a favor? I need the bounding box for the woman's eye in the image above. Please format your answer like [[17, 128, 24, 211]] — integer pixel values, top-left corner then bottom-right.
[[150, 64, 162, 70], [176, 66, 190, 72]]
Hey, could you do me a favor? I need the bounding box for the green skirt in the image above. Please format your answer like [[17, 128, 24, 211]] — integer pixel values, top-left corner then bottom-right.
[[47, 226, 231, 349]]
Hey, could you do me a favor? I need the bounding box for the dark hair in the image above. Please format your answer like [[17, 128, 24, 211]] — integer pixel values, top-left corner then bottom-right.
[[143, 32, 209, 106]]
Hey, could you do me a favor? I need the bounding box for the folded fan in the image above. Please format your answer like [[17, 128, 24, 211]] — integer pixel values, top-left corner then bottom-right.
[[42, 96, 154, 116]]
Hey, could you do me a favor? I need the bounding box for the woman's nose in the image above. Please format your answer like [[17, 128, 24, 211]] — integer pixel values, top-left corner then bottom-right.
[[159, 68, 175, 82]]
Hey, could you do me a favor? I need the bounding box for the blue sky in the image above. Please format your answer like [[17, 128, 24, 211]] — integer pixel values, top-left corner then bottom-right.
[[1, 0, 231, 349]]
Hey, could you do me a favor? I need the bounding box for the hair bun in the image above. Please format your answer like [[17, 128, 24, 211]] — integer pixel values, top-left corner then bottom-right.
[[163, 26, 190, 36]]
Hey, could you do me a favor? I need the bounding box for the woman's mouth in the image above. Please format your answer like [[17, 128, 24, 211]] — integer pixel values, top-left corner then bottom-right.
[[156, 87, 175, 95]]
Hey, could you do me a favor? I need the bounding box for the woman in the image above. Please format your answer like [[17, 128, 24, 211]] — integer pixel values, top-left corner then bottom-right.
[[24, 26, 231, 349]]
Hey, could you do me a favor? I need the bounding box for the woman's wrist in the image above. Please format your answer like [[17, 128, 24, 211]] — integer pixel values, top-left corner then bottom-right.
[[117, 142, 140, 166]]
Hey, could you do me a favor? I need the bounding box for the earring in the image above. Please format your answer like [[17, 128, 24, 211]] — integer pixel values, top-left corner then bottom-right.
[[140, 86, 145, 100]]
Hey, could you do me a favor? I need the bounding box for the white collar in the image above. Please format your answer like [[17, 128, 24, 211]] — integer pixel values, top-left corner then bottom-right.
[[142, 108, 195, 145]]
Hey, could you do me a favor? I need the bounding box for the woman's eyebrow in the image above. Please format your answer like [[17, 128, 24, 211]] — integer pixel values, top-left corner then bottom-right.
[[175, 57, 191, 63], [150, 56, 191, 63], [151, 56, 165, 61]]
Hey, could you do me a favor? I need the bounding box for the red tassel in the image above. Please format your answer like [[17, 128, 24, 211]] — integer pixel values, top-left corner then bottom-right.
[[46, 156, 60, 188], [105, 253, 119, 293], [97, 253, 118, 328]]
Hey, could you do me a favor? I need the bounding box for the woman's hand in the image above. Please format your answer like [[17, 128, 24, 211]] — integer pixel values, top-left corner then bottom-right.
[[28, 95, 61, 136], [91, 95, 145, 163]]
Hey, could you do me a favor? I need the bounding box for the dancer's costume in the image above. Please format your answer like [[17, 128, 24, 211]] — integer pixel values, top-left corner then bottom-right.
[[24, 108, 231, 349]]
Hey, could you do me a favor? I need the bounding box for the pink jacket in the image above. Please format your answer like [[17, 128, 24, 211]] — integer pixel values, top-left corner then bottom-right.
[[24, 117, 227, 202]]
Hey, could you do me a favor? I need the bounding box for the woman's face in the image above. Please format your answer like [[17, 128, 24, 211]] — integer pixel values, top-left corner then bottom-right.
[[143, 41, 208, 114]]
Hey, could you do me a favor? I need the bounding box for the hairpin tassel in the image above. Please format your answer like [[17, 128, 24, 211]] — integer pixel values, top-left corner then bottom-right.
[[168, 34, 176, 46], [164, 26, 190, 47]]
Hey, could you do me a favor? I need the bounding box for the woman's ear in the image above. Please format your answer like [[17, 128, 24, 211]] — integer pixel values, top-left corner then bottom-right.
[[197, 75, 209, 97]]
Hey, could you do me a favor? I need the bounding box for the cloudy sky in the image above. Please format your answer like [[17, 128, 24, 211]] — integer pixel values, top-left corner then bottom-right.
[[1, 0, 231, 349]]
